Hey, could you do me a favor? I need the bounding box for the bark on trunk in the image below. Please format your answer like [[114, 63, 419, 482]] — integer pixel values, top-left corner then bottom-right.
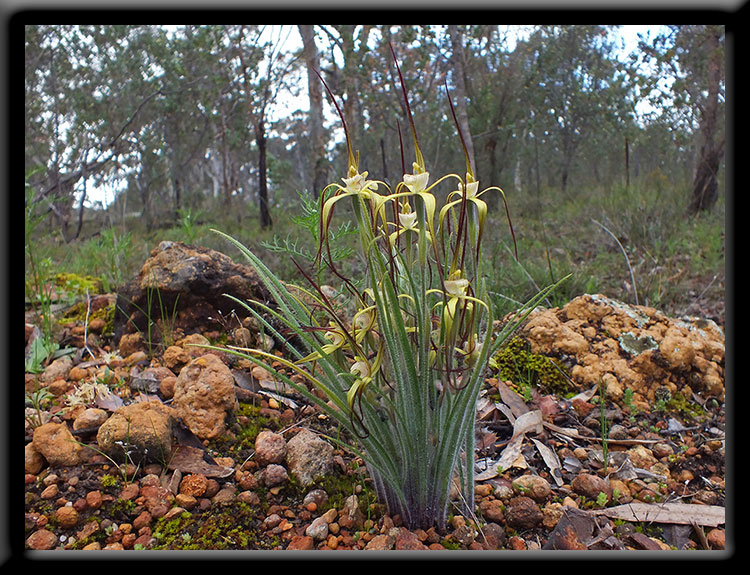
[[256, 118, 272, 230], [447, 25, 476, 175], [299, 25, 328, 199], [688, 27, 723, 215]]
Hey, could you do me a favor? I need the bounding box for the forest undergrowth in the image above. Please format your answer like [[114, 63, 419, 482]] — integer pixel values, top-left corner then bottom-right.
[[27, 176, 725, 330]]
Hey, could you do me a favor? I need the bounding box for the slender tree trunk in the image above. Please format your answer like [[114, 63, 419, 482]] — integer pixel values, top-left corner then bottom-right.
[[172, 173, 182, 221], [256, 118, 272, 230], [688, 27, 723, 215], [299, 24, 328, 199], [73, 168, 87, 241], [447, 25, 476, 175], [624, 135, 630, 189]]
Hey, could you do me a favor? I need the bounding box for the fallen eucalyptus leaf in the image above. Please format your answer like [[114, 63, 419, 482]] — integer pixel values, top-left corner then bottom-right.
[[531, 437, 564, 486], [593, 502, 725, 527]]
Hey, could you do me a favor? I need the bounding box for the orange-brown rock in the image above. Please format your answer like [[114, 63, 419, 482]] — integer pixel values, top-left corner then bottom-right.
[[512, 294, 724, 408], [172, 354, 237, 440]]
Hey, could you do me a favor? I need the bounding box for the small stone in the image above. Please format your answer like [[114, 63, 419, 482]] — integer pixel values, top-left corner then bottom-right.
[[394, 528, 428, 550], [365, 533, 396, 550], [85, 490, 103, 509], [475, 483, 493, 497], [163, 507, 187, 521], [237, 491, 260, 506], [40, 355, 73, 384], [505, 496, 543, 531], [285, 428, 334, 487], [32, 422, 85, 467], [26, 529, 59, 550], [121, 533, 137, 549], [132, 510, 152, 531], [172, 354, 237, 440], [40, 484, 60, 499], [492, 478, 514, 500], [263, 513, 282, 530], [306, 516, 329, 540], [303, 488, 329, 510], [119, 483, 140, 500], [175, 493, 197, 509], [68, 366, 89, 382], [73, 408, 109, 431], [203, 478, 220, 498], [452, 524, 477, 546], [512, 474, 552, 502], [254, 430, 287, 466], [627, 444, 657, 470], [479, 522, 506, 550], [262, 464, 289, 487], [571, 473, 613, 501], [25, 443, 45, 475], [55, 506, 79, 529], [542, 502, 565, 529], [652, 442, 674, 459], [287, 535, 315, 550], [95, 401, 175, 464], [478, 498, 505, 523], [134, 533, 155, 548], [706, 528, 725, 550], [212, 485, 237, 506], [179, 473, 208, 497]]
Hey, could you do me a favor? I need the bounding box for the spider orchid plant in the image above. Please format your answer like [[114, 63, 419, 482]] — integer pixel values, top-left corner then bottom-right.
[[203, 50, 566, 531]]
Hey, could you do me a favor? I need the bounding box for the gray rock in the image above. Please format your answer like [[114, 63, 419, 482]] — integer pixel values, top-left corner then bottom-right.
[[305, 516, 329, 541], [285, 428, 334, 487]]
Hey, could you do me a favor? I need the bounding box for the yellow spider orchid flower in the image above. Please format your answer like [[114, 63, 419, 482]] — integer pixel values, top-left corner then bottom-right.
[[387, 202, 432, 248], [438, 173, 489, 239], [346, 347, 384, 411], [321, 169, 391, 241], [296, 322, 349, 364], [428, 270, 489, 340], [352, 306, 377, 344]]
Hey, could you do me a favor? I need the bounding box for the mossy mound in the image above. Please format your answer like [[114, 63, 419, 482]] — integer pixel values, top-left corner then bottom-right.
[[490, 335, 574, 398]]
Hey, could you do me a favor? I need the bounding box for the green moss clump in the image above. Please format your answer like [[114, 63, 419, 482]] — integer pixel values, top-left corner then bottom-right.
[[59, 296, 115, 337], [661, 389, 706, 419], [54, 272, 104, 297], [152, 504, 274, 550], [208, 402, 275, 457], [491, 336, 573, 397]]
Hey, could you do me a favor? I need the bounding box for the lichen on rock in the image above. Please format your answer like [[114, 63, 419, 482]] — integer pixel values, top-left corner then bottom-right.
[[509, 294, 724, 410]]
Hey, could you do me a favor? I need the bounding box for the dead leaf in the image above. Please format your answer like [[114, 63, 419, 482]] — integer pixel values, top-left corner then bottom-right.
[[477, 429, 499, 451], [531, 437, 564, 486], [168, 445, 235, 479], [490, 410, 543, 474], [593, 502, 725, 527], [496, 380, 529, 418], [513, 409, 543, 435]]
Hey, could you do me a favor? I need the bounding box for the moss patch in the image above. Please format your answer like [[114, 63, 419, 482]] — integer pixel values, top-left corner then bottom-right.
[[151, 504, 274, 550], [491, 335, 573, 397]]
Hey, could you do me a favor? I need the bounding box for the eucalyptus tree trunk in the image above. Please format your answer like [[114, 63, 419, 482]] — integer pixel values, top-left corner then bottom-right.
[[447, 25, 476, 174], [688, 26, 724, 215], [299, 25, 328, 199], [256, 116, 272, 230]]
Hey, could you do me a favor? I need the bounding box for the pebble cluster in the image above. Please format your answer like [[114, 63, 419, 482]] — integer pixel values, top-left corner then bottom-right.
[[24, 293, 726, 552]]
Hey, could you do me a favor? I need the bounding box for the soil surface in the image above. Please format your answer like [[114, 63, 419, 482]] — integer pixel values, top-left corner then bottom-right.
[[23, 290, 727, 554]]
